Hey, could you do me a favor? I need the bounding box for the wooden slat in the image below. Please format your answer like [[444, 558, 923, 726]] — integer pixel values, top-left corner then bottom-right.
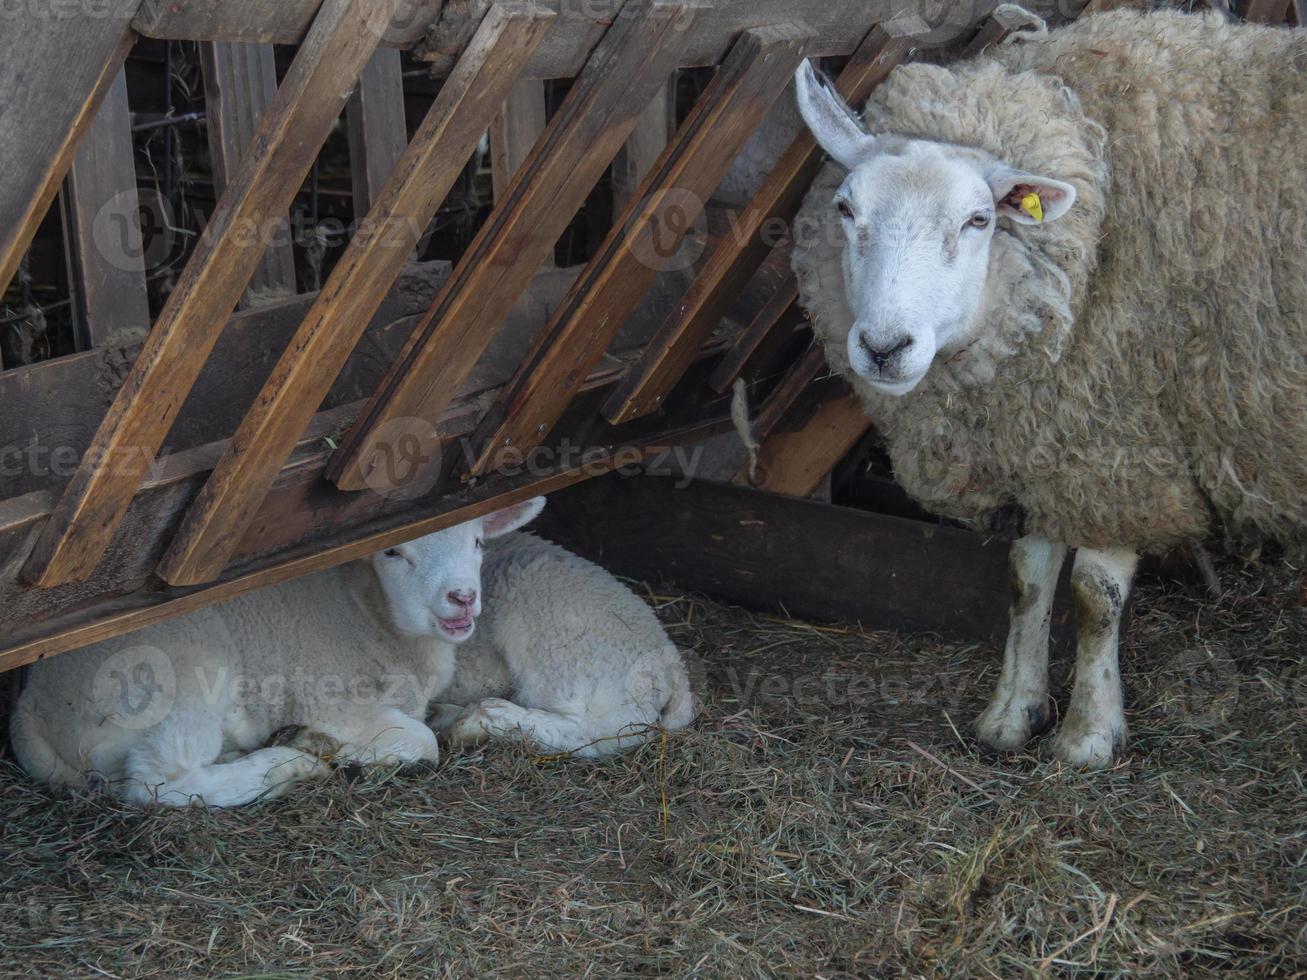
[[1244, 0, 1293, 21], [465, 24, 813, 477], [58, 69, 152, 351], [347, 49, 411, 213], [534, 474, 1020, 643], [710, 286, 805, 393], [22, 0, 403, 589], [0, 7, 137, 300], [325, 0, 699, 492], [200, 41, 300, 303], [490, 80, 549, 201], [0, 358, 734, 670], [157, 3, 555, 587], [611, 80, 676, 212], [733, 389, 871, 496], [133, 0, 983, 66], [602, 28, 908, 425], [750, 340, 828, 442]]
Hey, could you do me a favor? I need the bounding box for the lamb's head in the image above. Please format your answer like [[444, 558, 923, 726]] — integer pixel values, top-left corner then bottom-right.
[[793, 61, 1076, 394], [369, 497, 546, 642]]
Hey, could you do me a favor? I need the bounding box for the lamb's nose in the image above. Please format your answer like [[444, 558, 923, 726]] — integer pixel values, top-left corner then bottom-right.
[[860, 334, 914, 370], [447, 589, 477, 608]]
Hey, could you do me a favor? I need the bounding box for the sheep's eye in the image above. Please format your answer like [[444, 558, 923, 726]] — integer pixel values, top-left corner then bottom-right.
[[966, 212, 992, 230], [836, 200, 854, 220], [475, 538, 484, 550], [383, 548, 403, 559]]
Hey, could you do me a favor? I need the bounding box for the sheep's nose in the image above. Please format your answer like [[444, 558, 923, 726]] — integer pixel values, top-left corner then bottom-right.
[[859, 333, 914, 370], [447, 589, 477, 608]]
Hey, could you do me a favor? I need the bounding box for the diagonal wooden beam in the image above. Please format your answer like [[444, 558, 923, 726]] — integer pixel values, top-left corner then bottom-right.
[[601, 27, 907, 426], [326, 0, 700, 492], [22, 0, 403, 589], [734, 388, 871, 497], [0, 6, 138, 302], [709, 285, 805, 394], [463, 23, 813, 478], [156, 3, 555, 587]]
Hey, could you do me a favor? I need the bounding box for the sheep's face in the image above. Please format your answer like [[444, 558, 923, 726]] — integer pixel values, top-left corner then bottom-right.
[[369, 497, 546, 642], [793, 61, 1075, 395]]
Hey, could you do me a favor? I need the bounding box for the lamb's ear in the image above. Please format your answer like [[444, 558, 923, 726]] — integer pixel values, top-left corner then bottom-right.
[[483, 496, 546, 539], [794, 60, 875, 170], [987, 165, 1076, 225]]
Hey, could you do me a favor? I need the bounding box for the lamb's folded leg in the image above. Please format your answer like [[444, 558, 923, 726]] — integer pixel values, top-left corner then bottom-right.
[[299, 706, 440, 767], [448, 698, 633, 759], [1051, 545, 1137, 768], [975, 534, 1068, 751]]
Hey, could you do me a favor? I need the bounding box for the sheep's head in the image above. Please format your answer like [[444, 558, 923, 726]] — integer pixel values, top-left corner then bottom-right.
[[794, 61, 1076, 395], [369, 497, 546, 642]]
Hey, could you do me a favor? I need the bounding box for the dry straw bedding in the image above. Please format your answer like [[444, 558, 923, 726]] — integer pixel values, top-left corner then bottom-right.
[[0, 558, 1304, 977]]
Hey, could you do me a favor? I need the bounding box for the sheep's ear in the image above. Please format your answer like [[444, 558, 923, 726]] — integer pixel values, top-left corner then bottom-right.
[[987, 165, 1076, 225], [794, 60, 875, 170], [483, 496, 545, 539]]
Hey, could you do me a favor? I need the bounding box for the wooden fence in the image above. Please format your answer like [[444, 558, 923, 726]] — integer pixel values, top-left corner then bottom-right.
[[12, 0, 1281, 667]]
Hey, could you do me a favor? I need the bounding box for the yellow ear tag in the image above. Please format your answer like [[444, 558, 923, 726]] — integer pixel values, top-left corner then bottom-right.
[[1020, 192, 1044, 223]]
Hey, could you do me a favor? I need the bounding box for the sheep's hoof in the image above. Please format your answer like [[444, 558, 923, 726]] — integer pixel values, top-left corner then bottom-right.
[[974, 694, 1050, 752], [1049, 718, 1125, 769], [448, 706, 494, 748]]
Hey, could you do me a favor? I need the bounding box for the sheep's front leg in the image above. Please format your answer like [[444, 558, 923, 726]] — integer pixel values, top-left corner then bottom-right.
[[296, 706, 440, 767], [1051, 545, 1137, 768], [975, 534, 1067, 751]]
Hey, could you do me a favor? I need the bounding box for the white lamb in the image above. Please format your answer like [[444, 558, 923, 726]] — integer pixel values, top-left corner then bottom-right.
[[789, 10, 1307, 766], [429, 497, 697, 758], [11, 498, 694, 805]]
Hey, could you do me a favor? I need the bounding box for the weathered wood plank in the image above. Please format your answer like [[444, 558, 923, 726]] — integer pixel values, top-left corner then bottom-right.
[[1244, 0, 1293, 22], [158, 3, 556, 587], [534, 474, 1017, 643], [465, 24, 813, 477], [0, 364, 734, 671], [489, 80, 549, 201], [326, 0, 698, 492], [0, 7, 137, 301], [610, 80, 676, 213], [347, 48, 411, 213], [601, 28, 908, 425], [58, 69, 152, 351], [200, 40, 300, 302], [134, 0, 988, 64], [22, 0, 403, 589], [749, 340, 828, 443], [709, 287, 805, 393], [734, 389, 870, 497]]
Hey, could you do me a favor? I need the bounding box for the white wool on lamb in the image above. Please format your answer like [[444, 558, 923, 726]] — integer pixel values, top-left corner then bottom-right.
[[790, 9, 1307, 765], [430, 514, 696, 759]]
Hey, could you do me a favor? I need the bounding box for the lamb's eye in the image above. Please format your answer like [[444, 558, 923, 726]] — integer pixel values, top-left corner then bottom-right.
[[967, 212, 992, 230], [383, 548, 402, 559], [475, 538, 484, 550], [836, 200, 854, 220]]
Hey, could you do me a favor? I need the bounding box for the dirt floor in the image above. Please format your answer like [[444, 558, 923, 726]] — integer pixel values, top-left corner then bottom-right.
[[0, 556, 1304, 977]]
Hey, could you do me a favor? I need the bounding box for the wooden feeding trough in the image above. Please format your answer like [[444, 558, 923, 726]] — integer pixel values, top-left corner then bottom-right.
[[0, 0, 1099, 673]]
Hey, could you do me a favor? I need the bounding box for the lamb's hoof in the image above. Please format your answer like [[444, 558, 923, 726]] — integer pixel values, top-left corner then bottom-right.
[[448, 710, 492, 749], [1050, 719, 1125, 769], [261, 749, 333, 798], [974, 696, 1051, 752], [334, 762, 366, 786]]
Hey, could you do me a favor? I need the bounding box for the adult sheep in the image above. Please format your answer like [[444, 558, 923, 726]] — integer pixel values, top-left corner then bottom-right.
[[789, 9, 1307, 766], [12, 499, 694, 804]]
